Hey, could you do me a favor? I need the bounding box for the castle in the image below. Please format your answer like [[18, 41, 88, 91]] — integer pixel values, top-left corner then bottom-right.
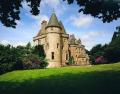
[[33, 12, 89, 68]]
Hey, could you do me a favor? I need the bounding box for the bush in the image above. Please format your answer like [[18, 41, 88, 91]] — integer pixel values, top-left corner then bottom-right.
[[0, 63, 15, 74], [68, 56, 75, 65], [39, 57, 48, 68], [23, 54, 48, 69], [0, 43, 48, 74]]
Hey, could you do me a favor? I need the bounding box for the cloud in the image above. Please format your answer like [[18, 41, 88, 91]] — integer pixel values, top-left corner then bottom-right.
[[41, 0, 67, 16], [80, 31, 102, 41], [68, 30, 113, 50], [41, 0, 60, 8], [30, 14, 49, 23], [25, 13, 49, 29], [69, 14, 93, 28], [0, 40, 28, 47], [79, 31, 113, 50]]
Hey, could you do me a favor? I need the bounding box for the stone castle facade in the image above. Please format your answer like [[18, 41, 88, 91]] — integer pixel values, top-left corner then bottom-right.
[[33, 12, 89, 68]]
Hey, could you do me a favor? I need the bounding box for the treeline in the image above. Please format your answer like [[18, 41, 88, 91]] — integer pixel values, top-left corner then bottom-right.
[[89, 26, 120, 64], [0, 43, 48, 74]]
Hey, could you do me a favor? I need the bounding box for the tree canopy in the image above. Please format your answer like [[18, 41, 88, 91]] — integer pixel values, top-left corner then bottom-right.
[[89, 26, 120, 64], [65, 0, 120, 23], [0, 0, 120, 28], [0, 43, 48, 74]]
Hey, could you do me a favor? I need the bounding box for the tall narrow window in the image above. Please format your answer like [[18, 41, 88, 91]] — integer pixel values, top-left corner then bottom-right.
[[57, 43, 59, 48], [51, 52, 54, 60]]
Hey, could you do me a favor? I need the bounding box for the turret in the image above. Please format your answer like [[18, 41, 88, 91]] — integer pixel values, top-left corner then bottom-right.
[[45, 12, 62, 68]]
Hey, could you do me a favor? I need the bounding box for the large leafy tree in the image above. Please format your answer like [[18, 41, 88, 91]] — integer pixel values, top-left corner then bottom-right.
[[65, 0, 120, 23], [89, 26, 120, 64], [104, 26, 120, 63], [89, 44, 107, 64], [0, 0, 120, 28], [0, 0, 41, 28]]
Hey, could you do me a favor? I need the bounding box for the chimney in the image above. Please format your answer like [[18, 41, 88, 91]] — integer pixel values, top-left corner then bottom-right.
[[41, 20, 47, 30]]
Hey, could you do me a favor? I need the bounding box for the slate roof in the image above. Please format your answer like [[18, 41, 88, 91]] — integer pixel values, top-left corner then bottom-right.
[[46, 12, 61, 28], [59, 21, 67, 34]]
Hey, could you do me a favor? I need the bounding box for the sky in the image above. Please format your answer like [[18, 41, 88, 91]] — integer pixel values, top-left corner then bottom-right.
[[0, 0, 120, 50]]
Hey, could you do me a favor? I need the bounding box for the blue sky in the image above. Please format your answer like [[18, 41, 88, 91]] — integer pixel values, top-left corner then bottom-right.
[[0, 0, 120, 50]]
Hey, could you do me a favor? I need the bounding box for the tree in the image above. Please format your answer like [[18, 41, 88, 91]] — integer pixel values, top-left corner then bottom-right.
[[65, 0, 120, 23], [22, 54, 48, 69], [89, 44, 107, 64], [0, 0, 41, 28], [33, 45, 46, 58], [0, 0, 120, 28], [104, 26, 120, 63], [0, 43, 47, 74]]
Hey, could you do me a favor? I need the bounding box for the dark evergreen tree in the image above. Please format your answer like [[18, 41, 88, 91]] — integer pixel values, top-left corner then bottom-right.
[[33, 45, 46, 58], [104, 26, 120, 63]]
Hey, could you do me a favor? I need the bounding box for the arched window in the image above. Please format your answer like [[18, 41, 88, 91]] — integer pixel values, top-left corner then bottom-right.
[[51, 52, 54, 60]]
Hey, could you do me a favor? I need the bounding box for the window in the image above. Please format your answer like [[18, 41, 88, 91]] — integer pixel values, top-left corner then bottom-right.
[[57, 43, 59, 48], [51, 52, 54, 60], [62, 45, 63, 49], [66, 54, 68, 60]]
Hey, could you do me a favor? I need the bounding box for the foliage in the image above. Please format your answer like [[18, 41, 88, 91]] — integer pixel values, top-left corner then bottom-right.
[[95, 56, 107, 64], [104, 47, 120, 63], [65, 0, 120, 23], [33, 45, 46, 58], [23, 54, 48, 69], [0, 62, 120, 94], [89, 44, 107, 64], [89, 26, 120, 64], [0, 0, 120, 28], [23, 54, 41, 69], [0, 43, 48, 74], [104, 26, 120, 63], [68, 56, 75, 65], [0, 0, 41, 28]]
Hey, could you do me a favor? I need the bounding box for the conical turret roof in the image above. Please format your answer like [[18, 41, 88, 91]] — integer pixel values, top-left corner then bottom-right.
[[46, 12, 61, 28], [59, 21, 67, 34]]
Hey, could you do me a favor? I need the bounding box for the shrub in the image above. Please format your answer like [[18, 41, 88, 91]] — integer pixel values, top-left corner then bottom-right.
[[68, 56, 75, 65], [23, 54, 48, 69]]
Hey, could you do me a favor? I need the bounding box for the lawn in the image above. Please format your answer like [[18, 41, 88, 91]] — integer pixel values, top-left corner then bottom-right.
[[0, 63, 120, 94]]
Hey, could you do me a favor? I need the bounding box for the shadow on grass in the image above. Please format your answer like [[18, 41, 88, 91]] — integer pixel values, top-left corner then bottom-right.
[[0, 70, 120, 94]]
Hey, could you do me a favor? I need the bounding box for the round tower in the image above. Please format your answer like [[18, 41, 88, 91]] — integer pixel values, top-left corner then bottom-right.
[[45, 12, 62, 68]]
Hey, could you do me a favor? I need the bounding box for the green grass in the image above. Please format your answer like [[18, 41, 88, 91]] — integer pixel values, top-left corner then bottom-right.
[[0, 63, 120, 94]]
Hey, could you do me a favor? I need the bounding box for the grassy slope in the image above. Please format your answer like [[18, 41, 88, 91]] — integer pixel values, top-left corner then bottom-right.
[[0, 63, 120, 94]]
